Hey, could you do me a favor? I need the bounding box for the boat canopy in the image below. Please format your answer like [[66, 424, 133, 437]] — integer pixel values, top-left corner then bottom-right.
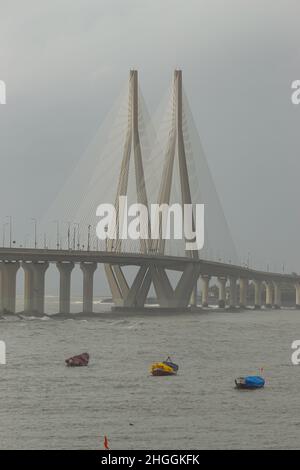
[[244, 376, 265, 387]]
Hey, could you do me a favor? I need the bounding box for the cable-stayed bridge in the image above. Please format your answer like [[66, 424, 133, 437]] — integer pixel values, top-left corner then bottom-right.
[[0, 70, 299, 314]]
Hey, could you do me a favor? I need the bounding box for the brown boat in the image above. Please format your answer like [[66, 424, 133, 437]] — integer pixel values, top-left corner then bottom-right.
[[65, 352, 89, 367]]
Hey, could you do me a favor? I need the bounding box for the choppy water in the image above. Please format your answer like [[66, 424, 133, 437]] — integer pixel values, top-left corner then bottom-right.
[[1, 302, 300, 450]]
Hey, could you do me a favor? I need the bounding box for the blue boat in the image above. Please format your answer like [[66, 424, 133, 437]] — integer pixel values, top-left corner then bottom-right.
[[235, 375, 265, 389]]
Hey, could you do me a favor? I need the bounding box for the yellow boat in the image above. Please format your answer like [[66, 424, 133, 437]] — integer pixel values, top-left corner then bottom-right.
[[150, 358, 178, 376]]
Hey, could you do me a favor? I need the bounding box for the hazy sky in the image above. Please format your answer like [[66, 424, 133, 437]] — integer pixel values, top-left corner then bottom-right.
[[1, 0, 300, 276]]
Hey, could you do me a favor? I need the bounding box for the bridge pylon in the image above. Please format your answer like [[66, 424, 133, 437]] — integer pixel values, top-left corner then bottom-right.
[[149, 70, 199, 307], [152, 70, 198, 261], [105, 70, 200, 309], [105, 70, 152, 307]]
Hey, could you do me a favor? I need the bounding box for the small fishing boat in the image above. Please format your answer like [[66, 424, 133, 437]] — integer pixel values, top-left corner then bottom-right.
[[150, 357, 178, 376], [235, 375, 265, 389], [65, 352, 89, 367]]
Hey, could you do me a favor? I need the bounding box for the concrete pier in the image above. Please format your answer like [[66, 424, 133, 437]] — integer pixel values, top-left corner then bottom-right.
[[265, 281, 273, 308], [57, 261, 74, 314], [273, 281, 281, 309], [32, 262, 49, 314], [254, 280, 262, 309], [201, 275, 210, 307], [0, 261, 20, 313], [218, 277, 227, 308], [190, 282, 198, 307], [295, 282, 300, 309], [239, 278, 248, 308], [22, 262, 34, 313], [229, 277, 237, 308], [0, 264, 3, 312], [80, 262, 97, 313]]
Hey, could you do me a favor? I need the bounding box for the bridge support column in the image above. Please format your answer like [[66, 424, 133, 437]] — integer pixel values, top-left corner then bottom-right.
[[273, 282, 281, 309], [190, 282, 198, 307], [254, 280, 262, 309], [239, 278, 248, 308], [295, 282, 300, 309], [0, 264, 3, 312], [32, 262, 49, 314], [151, 263, 200, 309], [151, 266, 174, 308], [265, 281, 273, 308], [105, 264, 153, 308], [125, 266, 152, 308], [201, 275, 210, 307], [22, 262, 34, 313], [57, 262, 74, 314], [0, 262, 20, 313], [104, 265, 129, 307], [80, 262, 97, 313], [217, 277, 227, 308], [229, 277, 237, 308]]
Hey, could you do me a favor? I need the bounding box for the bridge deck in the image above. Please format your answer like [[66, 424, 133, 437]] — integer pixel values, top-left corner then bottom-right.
[[0, 248, 298, 284]]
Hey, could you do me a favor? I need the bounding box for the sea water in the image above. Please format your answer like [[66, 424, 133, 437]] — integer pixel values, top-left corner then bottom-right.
[[0, 301, 300, 449]]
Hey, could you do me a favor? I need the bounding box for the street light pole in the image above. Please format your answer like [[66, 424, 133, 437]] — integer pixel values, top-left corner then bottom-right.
[[87, 224, 91, 251], [24, 233, 30, 248], [72, 225, 76, 250], [2, 222, 8, 247], [31, 218, 37, 249], [6, 216, 12, 248], [53, 220, 60, 250], [66, 221, 71, 250], [74, 223, 80, 250]]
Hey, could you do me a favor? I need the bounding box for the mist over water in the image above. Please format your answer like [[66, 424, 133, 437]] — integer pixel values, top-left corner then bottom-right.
[[1, 299, 300, 449]]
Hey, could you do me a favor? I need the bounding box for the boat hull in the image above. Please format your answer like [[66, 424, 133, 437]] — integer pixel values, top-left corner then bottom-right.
[[150, 361, 178, 376], [235, 376, 265, 389], [65, 352, 89, 367], [235, 382, 264, 390], [151, 369, 176, 376]]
